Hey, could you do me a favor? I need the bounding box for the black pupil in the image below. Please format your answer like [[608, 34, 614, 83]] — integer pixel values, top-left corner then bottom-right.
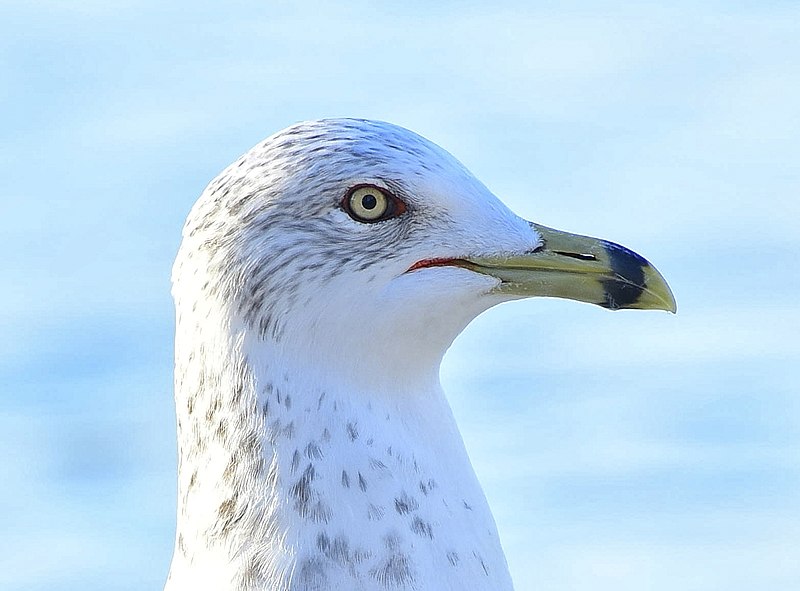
[[361, 193, 378, 210]]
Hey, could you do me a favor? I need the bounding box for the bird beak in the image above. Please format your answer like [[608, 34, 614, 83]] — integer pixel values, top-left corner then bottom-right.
[[464, 223, 677, 312]]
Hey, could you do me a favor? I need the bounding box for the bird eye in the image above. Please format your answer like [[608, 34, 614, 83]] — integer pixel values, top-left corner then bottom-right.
[[343, 185, 406, 223]]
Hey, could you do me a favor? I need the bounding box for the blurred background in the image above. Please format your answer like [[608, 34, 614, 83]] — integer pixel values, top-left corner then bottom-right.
[[1, 1, 798, 589]]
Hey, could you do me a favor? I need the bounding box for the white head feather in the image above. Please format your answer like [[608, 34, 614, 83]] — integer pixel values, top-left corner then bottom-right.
[[166, 119, 544, 591]]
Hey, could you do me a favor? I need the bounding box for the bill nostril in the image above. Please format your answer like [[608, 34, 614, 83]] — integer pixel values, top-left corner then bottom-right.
[[553, 250, 597, 261]]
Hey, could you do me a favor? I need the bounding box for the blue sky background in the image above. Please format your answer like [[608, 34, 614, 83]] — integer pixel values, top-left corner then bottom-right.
[[1, 2, 798, 589]]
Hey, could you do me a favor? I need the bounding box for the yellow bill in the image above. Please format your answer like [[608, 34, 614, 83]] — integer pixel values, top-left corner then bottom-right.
[[464, 223, 677, 312]]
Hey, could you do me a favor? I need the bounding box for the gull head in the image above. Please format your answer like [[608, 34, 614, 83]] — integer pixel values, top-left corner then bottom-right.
[[173, 118, 674, 392]]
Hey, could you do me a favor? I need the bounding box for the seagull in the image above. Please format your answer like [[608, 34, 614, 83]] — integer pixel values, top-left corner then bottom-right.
[[165, 118, 675, 591]]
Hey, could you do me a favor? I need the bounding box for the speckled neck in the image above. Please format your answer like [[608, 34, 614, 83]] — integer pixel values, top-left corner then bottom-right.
[[165, 321, 514, 591]]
